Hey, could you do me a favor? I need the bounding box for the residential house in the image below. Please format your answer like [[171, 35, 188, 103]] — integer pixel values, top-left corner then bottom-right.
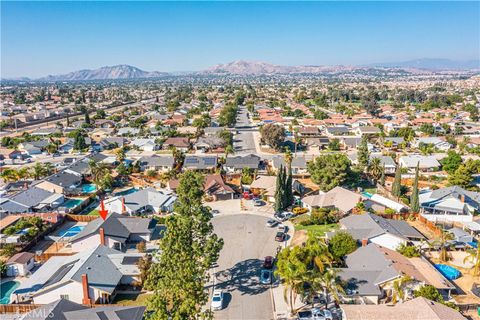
[[13, 245, 143, 304], [370, 154, 396, 174], [204, 174, 236, 200], [0, 148, 23, 160], [183, 155, 218, 171], [36, 171, 83, 194], [383, 136, 405, 148], [204, 126, 225, 136], [131, 138, 159, 152], [97, 137, 127, 151], [104, 188, 177, 215], [298, 126, 321, 138], [399, 155, 441, 172], [19, 140, 49, 156], [117, 127, 140, 136], [355, 126, 381, 136], [413, 137, 452, 151], [15, 299, 146, 320], [302, 187, 361, 215], [341, 297, 466, 320], [341, 137, 362, 150], [325, 126, 350, 137], [339, 243, 455, 305], [304, 136, 330, 151], [69, 212, 157, 252], [137, 155, 175, 172], [419, 186, 480, 223], [337, 213, 425, 250], [194, 136, 226, 152], [271, 156, 308, 175], [250, 175, 277, 202], [162, 137, 190, 152], [0, 187, 65, 213], [6, 252, 35, 276], [224, 154, 261, 173]]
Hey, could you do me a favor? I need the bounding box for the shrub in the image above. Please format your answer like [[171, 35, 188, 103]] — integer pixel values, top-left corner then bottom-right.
[[397, 244, 420, 258], [136, 241, 146, 253], [329, 231, 357, 260], [299, 208, 338, 226], [384, 208, 396, 215]]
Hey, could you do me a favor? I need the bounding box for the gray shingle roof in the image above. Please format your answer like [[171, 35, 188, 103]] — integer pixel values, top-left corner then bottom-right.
[[138, 155, 175, 168], [225, 154, 261, 169], [45, 171, 82, 188]]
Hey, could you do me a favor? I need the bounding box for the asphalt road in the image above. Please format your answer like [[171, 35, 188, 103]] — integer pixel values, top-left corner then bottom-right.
[[233, 105, 258, 155], [212, 214, 281, 320]]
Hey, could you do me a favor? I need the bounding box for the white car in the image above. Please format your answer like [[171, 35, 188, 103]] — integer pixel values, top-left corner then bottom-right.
[[211, 289, 224, 310], [266, 219, 279, 227]]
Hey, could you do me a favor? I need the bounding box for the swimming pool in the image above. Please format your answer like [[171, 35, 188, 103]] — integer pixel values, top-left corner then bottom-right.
[[435, 264, 462, 280], [58, 225, 84, 238], [115, 188, 139, 196], [81, 184, 97, 194], [0, 281, 20, 304], [361, 191, 374, 198], [63, 198, 84, 209]]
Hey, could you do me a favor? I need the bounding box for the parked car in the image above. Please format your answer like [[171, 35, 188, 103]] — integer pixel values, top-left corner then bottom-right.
[[274, 212, 287, 222], [297, 308, 332, 320], [253, 199, 264, 206], [263, 256, 274, 269], [266, 219, 279, 227], [211, 209, 220, 216], [278, 224, 288, 233], [301, 293, 326, 306], [293, 207, 308, 215], [243, 191, 253, 200], [211, 289, 224, 311], [275, 231, 286, 242], [260, 269, 272, 284], [282, 211, 294, 220]]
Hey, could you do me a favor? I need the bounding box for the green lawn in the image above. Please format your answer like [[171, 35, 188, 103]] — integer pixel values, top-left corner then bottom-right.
[[113, 293, 152, 306], [294, 223, 339, 237]]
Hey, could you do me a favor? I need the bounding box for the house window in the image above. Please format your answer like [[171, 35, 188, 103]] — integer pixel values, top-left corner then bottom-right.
[[60, 294, 69, 300]]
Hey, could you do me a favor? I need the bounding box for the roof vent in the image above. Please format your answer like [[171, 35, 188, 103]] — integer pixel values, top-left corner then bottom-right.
[[97, 254, 101, 257], [86, 266, 92, 270]]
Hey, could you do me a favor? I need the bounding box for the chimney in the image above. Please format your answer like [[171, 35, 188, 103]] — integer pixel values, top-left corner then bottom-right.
[[460, 194, 465, 203], [99, 227, 105, 246], [361, 239, 368, 247], [81, 274, 92, 305]]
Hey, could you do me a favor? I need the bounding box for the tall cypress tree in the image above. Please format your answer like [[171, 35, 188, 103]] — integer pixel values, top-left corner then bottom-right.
[[284, 166, 293, 209], [392, 165, 402, 199], [146, 171, 223, 319], [410, 163, 420, 213], [358, 135, 370, 170], [274, 165, 285, 212]]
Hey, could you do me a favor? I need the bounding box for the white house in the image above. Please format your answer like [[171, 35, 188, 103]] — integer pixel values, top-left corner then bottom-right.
[[6, 252, 35, 277], [399, 155, 441, 172], [131, 138, 159, 152]]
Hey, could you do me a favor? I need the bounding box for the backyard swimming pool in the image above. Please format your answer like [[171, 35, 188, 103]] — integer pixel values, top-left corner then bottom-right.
[[115, 188, 139, 196], [81, 184, 97, 193], [63, 198, 84, 209], [58, 225, 84, 238], [0, 281, 20, 304], [435, 264, 462, 280]]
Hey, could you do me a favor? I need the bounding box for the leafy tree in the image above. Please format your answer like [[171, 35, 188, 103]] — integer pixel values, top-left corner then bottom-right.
[[357, 136, 369, 170], [328, 231, 357, 261], [328, 138, 340, 151], [396, 244, 420, 258], [0, 261, 6, 276], [240, 167, 254, 185], [367, 157, 383, 182], [410, 164, 420, 213], [419, 123, 435, 135], [218, 104, 238, 127], [412, 284, 459, 311], [146, 172, 223, 319], [448, 164, 473, 188], [441, 151, 463, 174], [307, 154, 353, 191], [260, 124, 286, 151], [137, 254, 152, 284], [392, 165, 402, 199], [73, 132, 87, 151]]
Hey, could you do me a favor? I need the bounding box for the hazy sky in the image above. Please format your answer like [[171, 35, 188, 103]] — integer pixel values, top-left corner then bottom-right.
[[2, 1, 479, 78]]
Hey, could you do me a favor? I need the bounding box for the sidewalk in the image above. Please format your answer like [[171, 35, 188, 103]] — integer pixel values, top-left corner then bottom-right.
[[271, 281, 305, 320]]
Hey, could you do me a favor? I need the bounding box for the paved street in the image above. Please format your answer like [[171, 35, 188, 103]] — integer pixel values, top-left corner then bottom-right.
[[233, 105, 258, 155], [211, 213, 283, 320]]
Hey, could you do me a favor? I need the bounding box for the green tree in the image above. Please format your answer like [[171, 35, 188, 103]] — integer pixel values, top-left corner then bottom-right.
[[260, 123, 286, 151], [396, 244, 420, 258], [367, 157, 383, 183], [464, 246, 480, 276], [30, 162, 46, 180], [448, 164, 473, 188], [357, 136, 369, 169], [307, 154, 353, 191], [410, 164, 420, 213], [146, 171, 223, 319], [73, 132, 87, 151], [274, 165, 285, 212], [284, 166, 294, 209], [392, 165, 402, 199], [241, 167, 254, 185], [441, 151, 463, 174], [328, 231, 357, 261], [328, 138, 340, 151]]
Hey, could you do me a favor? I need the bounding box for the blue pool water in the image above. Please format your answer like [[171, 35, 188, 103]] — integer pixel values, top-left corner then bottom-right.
[[115, 188, 139, 196], [59, 225, 84, 237], [435, 264, 462, 280], [81, 184, 97, 193], [63, 199, 84, 209], [0, 281, 20, 304], [361, 191, 374, 198], [468, 241, 478, 249]]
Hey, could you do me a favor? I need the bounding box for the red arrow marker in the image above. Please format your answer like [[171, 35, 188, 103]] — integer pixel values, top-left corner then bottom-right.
[[99, 199, 108, 221]]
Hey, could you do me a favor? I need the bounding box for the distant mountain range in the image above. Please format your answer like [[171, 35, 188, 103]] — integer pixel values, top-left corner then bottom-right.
[[37, 65, 169, 81], [4, 58, 479, 81]]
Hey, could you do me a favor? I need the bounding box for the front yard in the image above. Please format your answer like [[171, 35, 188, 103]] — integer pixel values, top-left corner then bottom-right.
[[112, 293, 153, 306], [294, 223, 339, 237]]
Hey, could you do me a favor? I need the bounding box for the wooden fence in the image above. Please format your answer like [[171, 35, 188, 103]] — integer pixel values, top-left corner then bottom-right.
[[0, 304, 41, 314], [35, 251, 75, 263], [65, 214, 98, 223]]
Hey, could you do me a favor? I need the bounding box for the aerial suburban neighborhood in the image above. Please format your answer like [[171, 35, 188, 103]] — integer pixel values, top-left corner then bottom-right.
[[1, 1, 479, 320]]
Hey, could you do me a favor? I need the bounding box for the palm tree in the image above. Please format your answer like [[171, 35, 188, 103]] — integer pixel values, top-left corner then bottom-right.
[[432, 230, 455, 262], [0, 168, 18, 182], [464, 246, 480, 276], [304, 235, 333, 273], [224, 144, 234, 158], [284, 148, 293, 170], [319, 269, 345, 308], [16, 167, 30, 180], [89, 160, 111, 190], [115, 147, 126, 162], [392, 275, 413, 304], [275, 246, 308, 315], [367, 157, 383, 183], [30, 162, 46, 180], [43, 162, 54, 176]]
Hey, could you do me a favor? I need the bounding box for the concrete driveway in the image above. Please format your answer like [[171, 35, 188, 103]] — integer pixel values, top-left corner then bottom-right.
[[211, 213, 288, 320]]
